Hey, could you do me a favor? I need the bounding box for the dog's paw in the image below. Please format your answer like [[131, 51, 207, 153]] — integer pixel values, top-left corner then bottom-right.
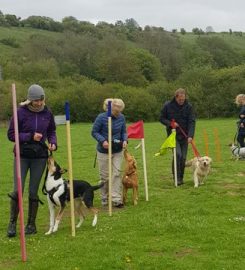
[[76, 217, 84, 228], [45, 229, 53, 235], [92, 215, 98, 227]]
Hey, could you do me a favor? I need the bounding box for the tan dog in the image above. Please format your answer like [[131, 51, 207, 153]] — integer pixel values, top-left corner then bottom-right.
[[122, 149, 138, 205], [185, 156, 212, 188]]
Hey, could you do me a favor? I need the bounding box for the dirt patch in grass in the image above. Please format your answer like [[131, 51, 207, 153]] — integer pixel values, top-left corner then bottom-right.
[[222, 183, 244, 189], [220, 183, 245, 196], [226, 191, 240, 196], [0, 260, 18, 269], [149, 251, 165, 257], [236, 172, 245, 177], [175, 248, 197, 258]]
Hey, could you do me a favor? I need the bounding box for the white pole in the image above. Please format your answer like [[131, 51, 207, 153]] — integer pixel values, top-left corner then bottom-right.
[[141, 138, 149, 201], [172, 129, 178, 187]]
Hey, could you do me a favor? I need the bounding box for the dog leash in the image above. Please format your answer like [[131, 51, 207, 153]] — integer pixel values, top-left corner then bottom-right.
[[171, 120, 201, 157]]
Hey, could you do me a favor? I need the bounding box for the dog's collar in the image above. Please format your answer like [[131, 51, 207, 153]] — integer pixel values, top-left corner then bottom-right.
[[232, 145, 240, 155], [126, 171, 136, 177]]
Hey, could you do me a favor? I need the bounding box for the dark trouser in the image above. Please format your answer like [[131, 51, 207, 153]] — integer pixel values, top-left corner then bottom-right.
[[237, 131, 245, 147], [172, 139, 188, 184], [13, 158, 47, 197], [7, 158, 47, 237]]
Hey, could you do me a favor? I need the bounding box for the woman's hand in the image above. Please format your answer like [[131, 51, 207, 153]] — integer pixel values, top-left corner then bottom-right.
[[102, 141, 109, 149], [33, 132, 43, 141], [48, 144, 56, 151], [122, 141, 128, 149]]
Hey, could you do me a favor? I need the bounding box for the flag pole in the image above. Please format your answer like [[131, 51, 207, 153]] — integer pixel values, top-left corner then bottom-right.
[[108, 101, 112, 216], [65, 102, 76, 236], [11, 83, 27, 262], [172, 129, 178, 187], [141, 138, 149, 201]]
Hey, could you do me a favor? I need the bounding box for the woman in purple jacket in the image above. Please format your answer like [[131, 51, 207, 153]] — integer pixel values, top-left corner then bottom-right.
[[7, 84, 57, 237]]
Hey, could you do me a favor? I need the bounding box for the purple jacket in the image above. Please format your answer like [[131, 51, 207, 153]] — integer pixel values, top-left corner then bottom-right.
[[8, 105, 57, 150]]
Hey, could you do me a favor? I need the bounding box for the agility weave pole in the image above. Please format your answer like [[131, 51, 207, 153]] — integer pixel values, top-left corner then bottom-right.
[[203, 129, 209, 156], [65, 102, 76, 236], [11, 83, 27, 261], [172, 129, 178, 187], [141, 138, 149, 200], [107, 101, 112, 216], [127, 120, 149, 201], [214, 128, 222, 162]]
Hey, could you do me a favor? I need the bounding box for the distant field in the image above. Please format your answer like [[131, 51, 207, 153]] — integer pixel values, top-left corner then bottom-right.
[[0, 119, 245, 270], [0, 26, 61, 57]]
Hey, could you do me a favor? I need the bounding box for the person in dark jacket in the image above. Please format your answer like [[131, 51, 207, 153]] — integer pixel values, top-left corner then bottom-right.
[[160, 88, 195, 185], [235, 94, 245, 147], [92, 98, 127, 208], [7, 84, 57, 237]]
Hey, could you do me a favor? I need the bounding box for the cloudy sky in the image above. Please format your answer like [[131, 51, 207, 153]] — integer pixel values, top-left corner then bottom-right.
[[1, 0, 245, 32]]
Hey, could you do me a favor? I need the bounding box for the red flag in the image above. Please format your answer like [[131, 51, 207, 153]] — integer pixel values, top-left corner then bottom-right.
[[127, 120, 144, 139]]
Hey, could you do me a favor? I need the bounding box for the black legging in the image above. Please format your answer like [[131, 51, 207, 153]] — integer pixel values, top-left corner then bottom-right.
[[13, 158, 47, 199]]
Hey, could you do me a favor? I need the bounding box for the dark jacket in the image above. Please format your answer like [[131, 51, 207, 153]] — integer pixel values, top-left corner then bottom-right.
[[91, 112, 127, 154], [8, 105, 57, 153], [160, 98, 195, 141]]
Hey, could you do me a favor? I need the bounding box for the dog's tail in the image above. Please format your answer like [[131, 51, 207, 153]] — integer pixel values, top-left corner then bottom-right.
[[92, 181, 105, 191]]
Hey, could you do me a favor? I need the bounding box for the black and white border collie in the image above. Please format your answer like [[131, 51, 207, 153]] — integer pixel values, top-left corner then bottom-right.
[[42, 155, 104, 235]]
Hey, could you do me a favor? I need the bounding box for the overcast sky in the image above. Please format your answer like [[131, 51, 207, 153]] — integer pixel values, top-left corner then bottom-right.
[[1, 0, 245, 32]]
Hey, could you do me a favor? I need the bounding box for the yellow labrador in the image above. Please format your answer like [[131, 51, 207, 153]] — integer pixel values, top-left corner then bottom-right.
[[186, 156, 212, 188]]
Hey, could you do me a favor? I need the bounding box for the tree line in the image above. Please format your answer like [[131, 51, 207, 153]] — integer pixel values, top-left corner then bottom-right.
[[0, 11, 245, 122]]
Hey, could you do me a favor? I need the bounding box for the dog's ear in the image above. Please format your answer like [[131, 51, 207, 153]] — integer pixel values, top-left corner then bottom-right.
[[60, 168, 67, 174]]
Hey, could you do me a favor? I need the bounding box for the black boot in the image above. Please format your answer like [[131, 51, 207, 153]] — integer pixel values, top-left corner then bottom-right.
[[25, 197, 39, 235], [7, 192, 19, 238]]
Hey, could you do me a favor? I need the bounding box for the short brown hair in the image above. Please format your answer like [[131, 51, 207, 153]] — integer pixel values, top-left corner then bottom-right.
[[175, 88, 186, 97]]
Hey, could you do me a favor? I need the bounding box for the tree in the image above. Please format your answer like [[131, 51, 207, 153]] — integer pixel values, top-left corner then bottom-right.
[[125, 18, 140, 30], [4, 14, 20, 26], [62, 16, 80, 32], [192, 27, 205, 35], [180, 28, 186, 35], [206, 26, 214, 33], [197, 36, 241, 68]]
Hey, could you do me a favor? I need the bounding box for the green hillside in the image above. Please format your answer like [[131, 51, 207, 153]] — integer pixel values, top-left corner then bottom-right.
[[1, 21, 245, 122]]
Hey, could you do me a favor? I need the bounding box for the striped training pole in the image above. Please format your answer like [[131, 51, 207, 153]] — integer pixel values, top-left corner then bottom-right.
[[108, 101, 112, 216], [65, 102, 76, 236], [203, 129, 209, 156], [11, 83, 27, 262], [141, 137, 149, 200], [172, 129, 178, 187], [214, 128, 221, 162]]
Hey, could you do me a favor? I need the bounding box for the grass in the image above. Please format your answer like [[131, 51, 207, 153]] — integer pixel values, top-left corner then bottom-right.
[[0, 119, 245, 270]]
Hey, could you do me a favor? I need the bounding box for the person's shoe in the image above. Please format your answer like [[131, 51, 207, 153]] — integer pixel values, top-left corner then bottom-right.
[[7, 222, 17, 238], [25, 224, 37, 235], [113, 202, 124, 208], [177, 182, 184, 186], [101, 199, 108, 207]]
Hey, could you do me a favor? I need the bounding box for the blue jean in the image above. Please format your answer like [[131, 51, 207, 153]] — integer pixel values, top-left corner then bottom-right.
[[172, 139, 188, 183]]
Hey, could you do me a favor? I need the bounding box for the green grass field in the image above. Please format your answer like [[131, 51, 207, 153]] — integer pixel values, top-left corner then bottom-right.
[[0, 120, 245, 270]]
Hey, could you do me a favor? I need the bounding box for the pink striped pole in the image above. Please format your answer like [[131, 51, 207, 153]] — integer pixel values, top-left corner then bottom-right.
[[11, 83, 27, 262]]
